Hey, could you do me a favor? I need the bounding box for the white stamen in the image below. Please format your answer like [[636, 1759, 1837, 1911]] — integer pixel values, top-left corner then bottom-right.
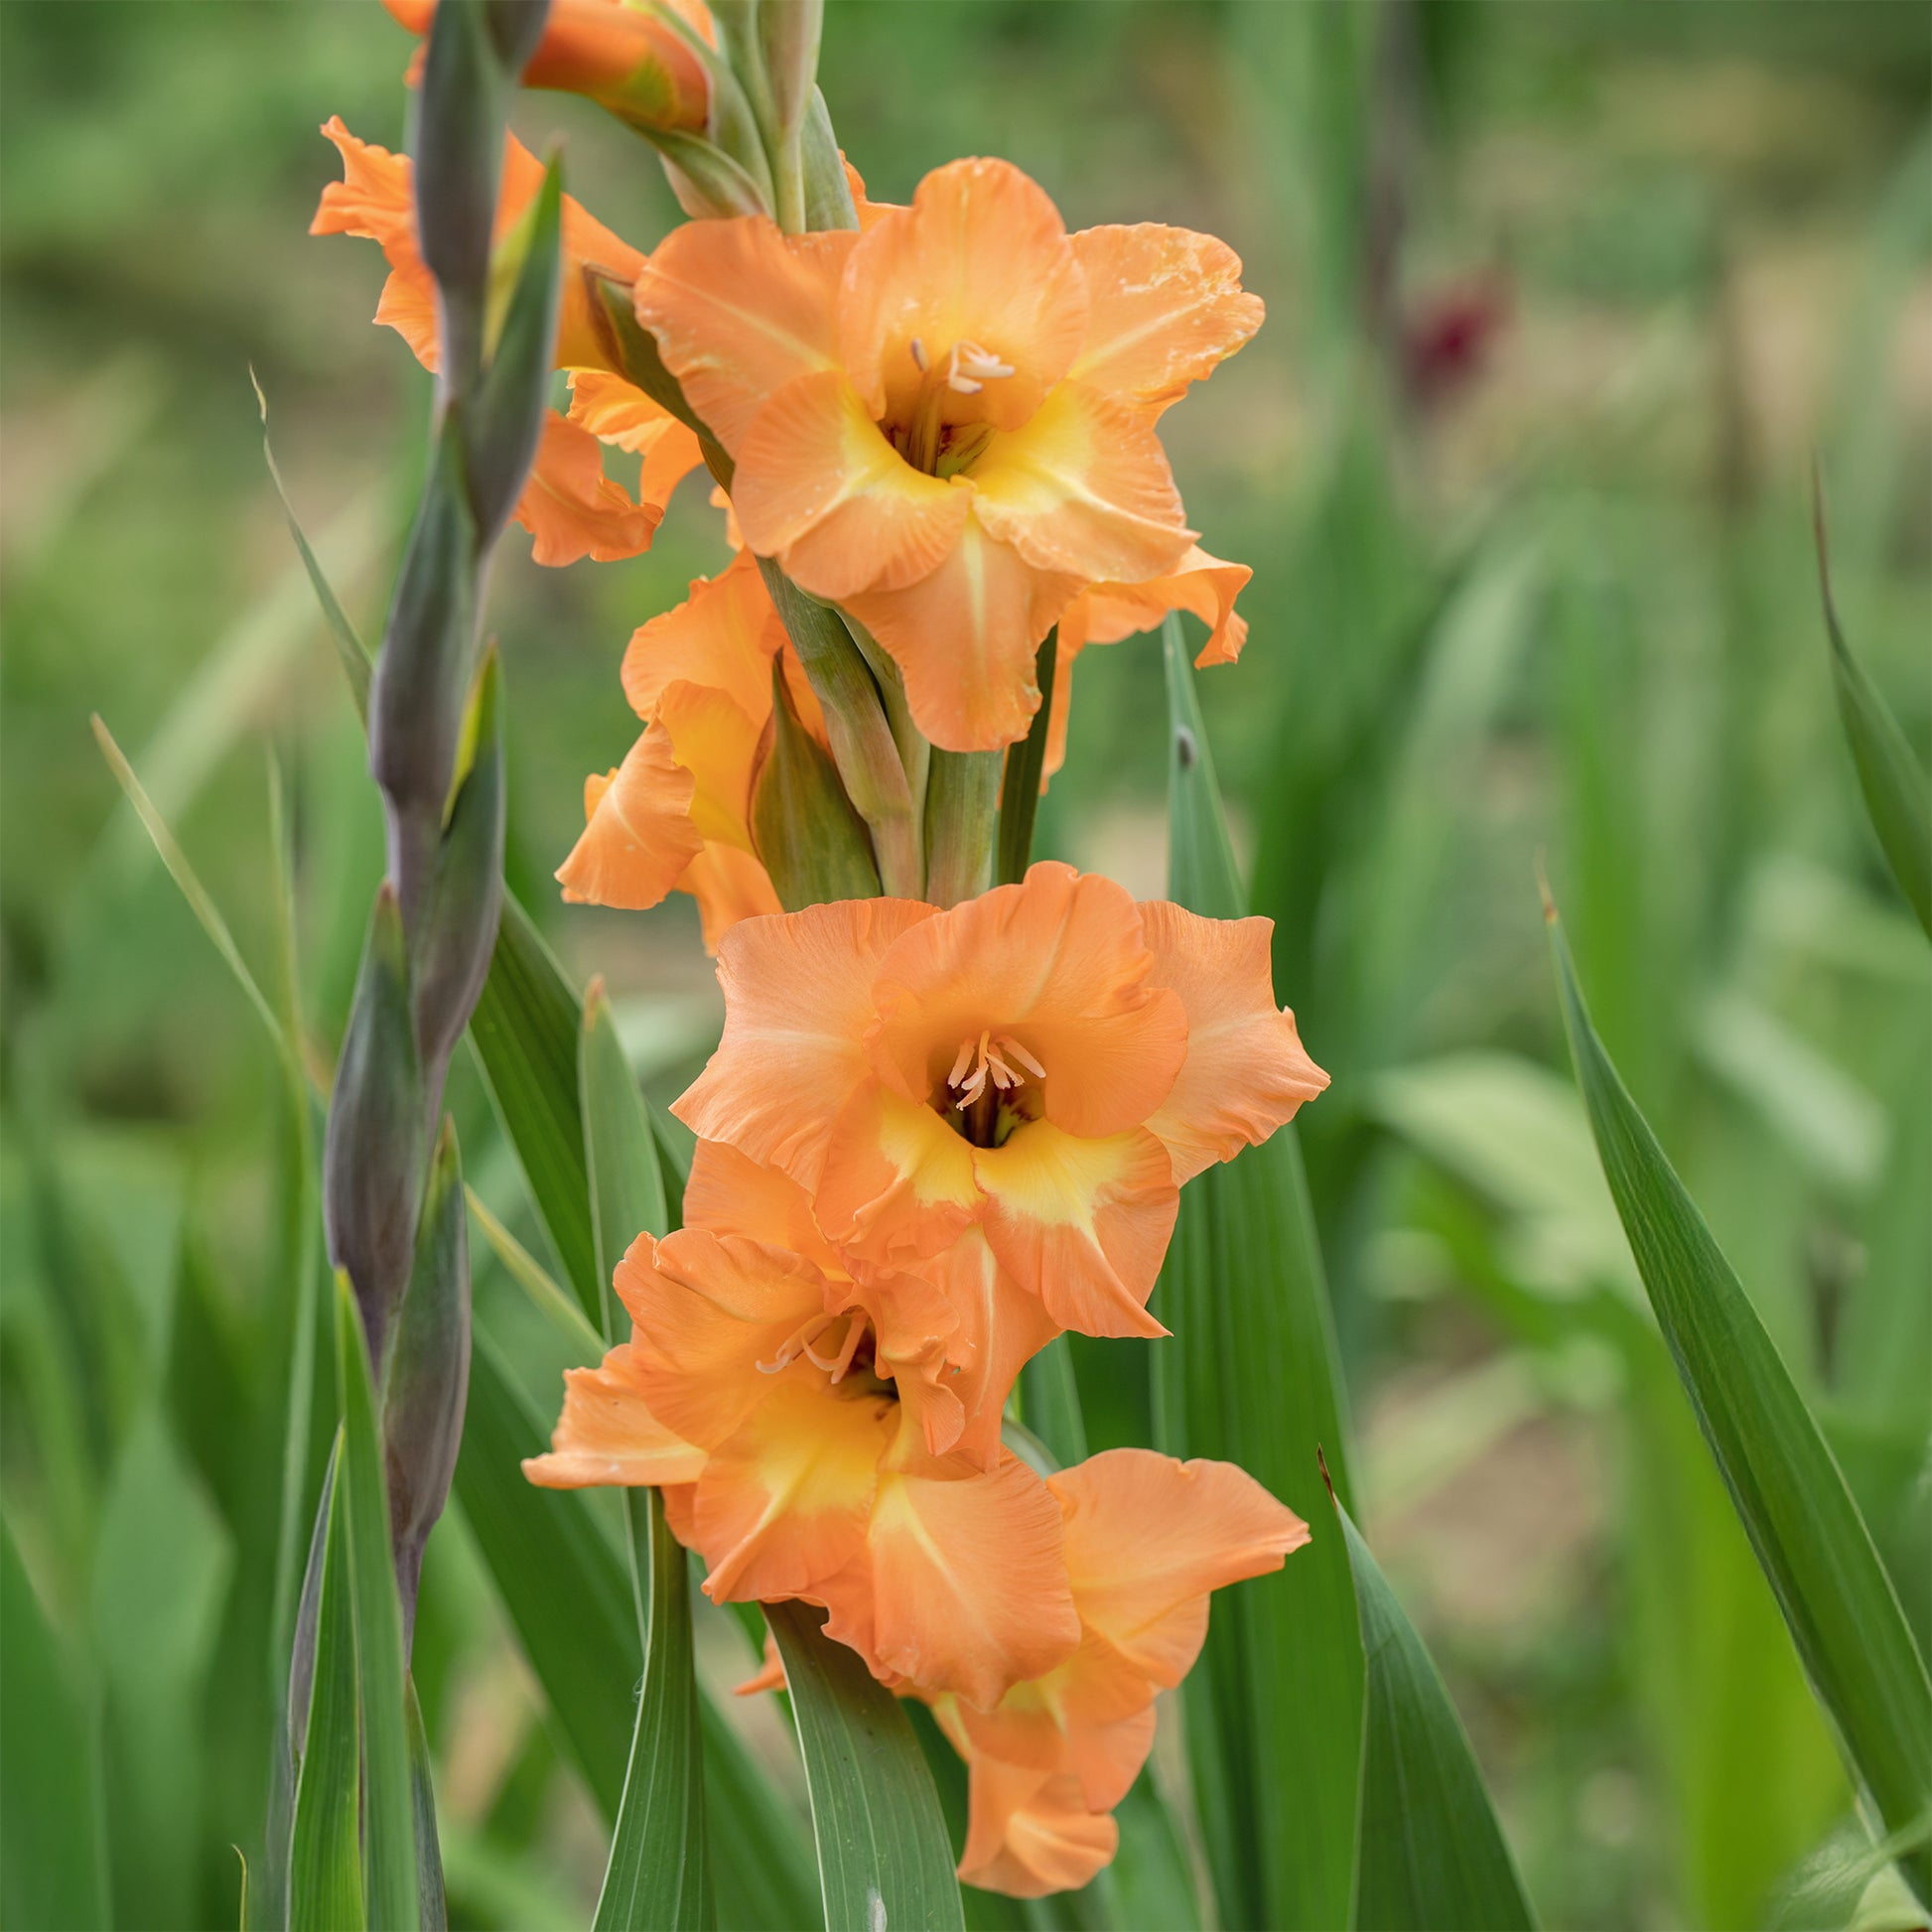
[[945, 340, 1014, 396], [1004, 1039, 1046, 1080], [947, 1029, 1043, 1109]]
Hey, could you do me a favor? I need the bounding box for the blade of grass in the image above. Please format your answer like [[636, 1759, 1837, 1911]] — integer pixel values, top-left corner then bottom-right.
[[289, 1438, 364, 1932], [465, 1185, 602, 1362], [1329, 1475, 1536, 1930], [1548, 892, 1932, 1904], [335, 1277, 419, 1929], [253, 370, 372, 722], [1155, 617, 1363, 1932], [1815, 476, 1932, 939], [765, 1599, 966, 1932], [405, 1680, 448, 1932]]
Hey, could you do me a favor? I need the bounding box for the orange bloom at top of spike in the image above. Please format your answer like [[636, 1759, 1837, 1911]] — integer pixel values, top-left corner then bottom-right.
[[634, 158, 1263, 751], [381, 0, 712, 136], [672, 863, 1327, 1341], [312, 118, 703, 566]]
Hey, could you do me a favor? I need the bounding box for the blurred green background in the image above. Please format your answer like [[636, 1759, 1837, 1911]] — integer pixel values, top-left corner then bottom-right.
[[3, 3, 1927, 1928]]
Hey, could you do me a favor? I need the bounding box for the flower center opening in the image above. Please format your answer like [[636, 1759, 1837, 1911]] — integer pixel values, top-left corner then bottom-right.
[[897, 337, 1013, 478], [943, 1029, 1045, 1147]]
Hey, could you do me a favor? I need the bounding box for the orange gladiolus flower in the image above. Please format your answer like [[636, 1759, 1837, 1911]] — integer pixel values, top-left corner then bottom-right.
[[313, 118, 703, 565], [929, 1450, 1310, 1896], [634, 157, 1263, 752], [673, 863, 1327, 1339], [381, 0, 712, 137], [556, 548, 818, 949], [524, 1159, 1081, 1710]]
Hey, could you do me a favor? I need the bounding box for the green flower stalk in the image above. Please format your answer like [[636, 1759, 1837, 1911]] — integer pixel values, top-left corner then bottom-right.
[[320, 0, 557, 1647]]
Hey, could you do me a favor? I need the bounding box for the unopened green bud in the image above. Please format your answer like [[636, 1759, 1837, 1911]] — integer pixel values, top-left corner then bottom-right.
[[382, 1118, 470, 1648], [753, 656, 881, 908], [472, 157, 562, 545], [413, 649, 506, 1075], [324, 886, 426, 1365]]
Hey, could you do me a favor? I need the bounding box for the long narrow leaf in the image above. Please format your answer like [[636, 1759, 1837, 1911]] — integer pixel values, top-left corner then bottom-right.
[[582, 979, 712, 1929], [0, 1516, 109, 1932], [1815, 482, 1932, 938], [1549, 896, 1932, 1904], [335, 1278, 419, 1930], [595, 1491, 714, 1931], [1333, 1485, 1536, 1930], [765, 1600, 965, 1932], [289, 1439, 364, 1932], [468, 896, 603, 1323], [995, 628, 1058, 887], [405, 1681, 448, 1932], [1155, 616, 1363, 1932], [457, 1322, 817, 1929]]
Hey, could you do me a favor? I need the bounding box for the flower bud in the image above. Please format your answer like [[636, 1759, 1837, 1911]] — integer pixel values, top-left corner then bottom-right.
[[381, 1117, 471, 1647], [323, 887, 426, 1367], [387, 0, 711, 138], [369, 421, 478, 863], [412, 648, 506, 1076], [752, 655, 881, 908], [471, 155, 562, 544]]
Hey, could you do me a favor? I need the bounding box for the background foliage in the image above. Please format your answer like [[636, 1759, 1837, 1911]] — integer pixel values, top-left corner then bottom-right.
[[3, 3, 1928, 1927]]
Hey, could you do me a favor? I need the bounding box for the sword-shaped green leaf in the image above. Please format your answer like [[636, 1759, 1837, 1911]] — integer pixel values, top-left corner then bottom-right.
[[1332, 1484, 1536, 1930], [335, 1278, 419, 1930], [765, 1599, 966, 1932], [1815, 483, 1932, 940], [290, 1438, 363, 1932], [1155, 616, 1362, 1932], [582, 980, 713, 1929], [1549, 897, 1932, 1905]]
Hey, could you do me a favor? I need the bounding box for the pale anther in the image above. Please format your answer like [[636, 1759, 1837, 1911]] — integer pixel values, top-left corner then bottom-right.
[[909, 337, 928, 372]]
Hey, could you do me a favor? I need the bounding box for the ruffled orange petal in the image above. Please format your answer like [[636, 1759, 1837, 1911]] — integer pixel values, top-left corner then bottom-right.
[[813, 1081, 983, 1267], [313, 119, 438, 368], [557, 729, 702, 911], [516, 410, 662, 565], [1068, 224, 1264, 414], [909, 1228, 1060, 1470], [974, 1122, 1177, 1339], [621, 547, 782, 725], [865, 1453, 1080, 1709], [673, 898, 938, 1188], [968, 380, 1193, 587], [1049, 1449, 1311, 1686], [839, 156, 1089, 437], [634, 220, 857, 451], [521, 1346, 708, 1488], [1137, 901, 1328, 1184], [682, 1139, 839, 1264], [676, 842, 782, 953], [621, 1229, 830, 1453], [693, 1379, 895, 1601], [841, 518, 1077, 754], [867, 862, 1186, 1142], [734, 372, 972, 599], [567, 371, 707, 512], [958, 1760, 1118, 1899]]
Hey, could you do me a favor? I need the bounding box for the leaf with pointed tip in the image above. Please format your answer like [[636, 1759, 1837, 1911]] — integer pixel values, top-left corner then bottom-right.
[[1335, 1495, 1536, 1930], [1815, 490, 1932, 939], [765, 1599, 965, 1932], [1155, 616, 1362, 1932], [1550, 899, 1932, 1905]]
